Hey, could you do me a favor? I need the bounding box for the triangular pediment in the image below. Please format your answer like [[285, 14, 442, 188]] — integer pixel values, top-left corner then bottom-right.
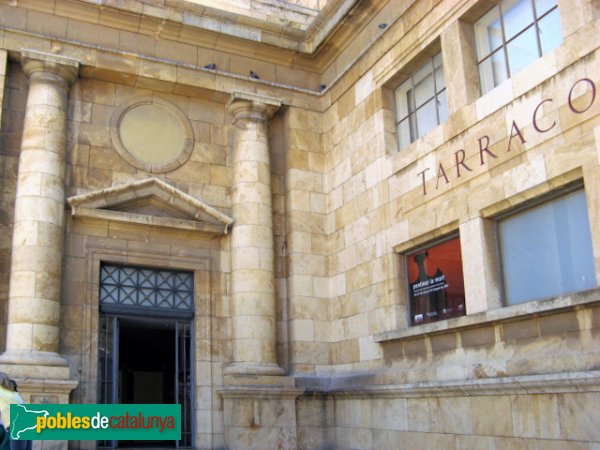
[[67, 178, 233, 235]]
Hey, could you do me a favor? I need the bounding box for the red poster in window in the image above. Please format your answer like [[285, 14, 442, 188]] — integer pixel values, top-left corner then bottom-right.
[[407, 237, 466, 325]]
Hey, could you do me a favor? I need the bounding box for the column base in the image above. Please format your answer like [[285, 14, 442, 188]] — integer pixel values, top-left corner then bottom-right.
[[0, 354, 78, 450], [0, 350, 70, 379], [224, 362, 285, 376], [218, 378, 304, 450], [14, 377, 77, 450]]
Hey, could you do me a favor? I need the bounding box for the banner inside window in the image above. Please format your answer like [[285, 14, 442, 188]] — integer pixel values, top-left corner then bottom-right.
[[407, 236, 466, 325]]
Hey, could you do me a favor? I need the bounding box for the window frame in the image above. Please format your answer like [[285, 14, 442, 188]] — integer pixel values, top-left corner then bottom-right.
[[474, 0, 562, 93], [495, 184, 596, 306], [394, 52, 448, 150]]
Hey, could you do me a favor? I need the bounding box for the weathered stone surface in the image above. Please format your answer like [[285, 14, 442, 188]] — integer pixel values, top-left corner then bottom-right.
[[1, 1, 600, 449]]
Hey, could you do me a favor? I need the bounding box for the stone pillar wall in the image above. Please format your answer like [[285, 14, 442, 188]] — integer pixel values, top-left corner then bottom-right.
[[558, 0, 600, 37], [219, 384, 304, 450], [0, 50, 6, 129], [225, 92, 283, 376], [441, 19, 480, 114], [459, 217, 502, 314], [282, 107, 329, 374], [1, 51, 78, 370]]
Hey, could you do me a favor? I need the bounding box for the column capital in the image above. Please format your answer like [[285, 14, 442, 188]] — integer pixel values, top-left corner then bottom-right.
[[227, 91, 281, 125], [21, 50, 79, 86]]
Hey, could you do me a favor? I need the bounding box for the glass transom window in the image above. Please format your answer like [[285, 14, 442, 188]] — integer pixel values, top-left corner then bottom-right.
[[395, 53, 448, 149], [475, 0, 563, 94], [100, 264, 194, 318], [499, 190, 596, 305]]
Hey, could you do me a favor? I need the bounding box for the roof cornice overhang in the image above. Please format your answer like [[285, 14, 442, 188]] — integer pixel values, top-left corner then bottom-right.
[[77, 0, 359, 54]]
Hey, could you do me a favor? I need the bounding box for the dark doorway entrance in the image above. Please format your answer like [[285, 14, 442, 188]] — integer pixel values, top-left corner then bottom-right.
[[119, 318, 176, 448], [119, 318, 176, 406], [98, 316, 193, 449], [97, 263, 195, 449]]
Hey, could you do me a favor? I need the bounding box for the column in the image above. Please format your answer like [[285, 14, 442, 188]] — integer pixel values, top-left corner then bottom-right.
[[0, 51, 78, 370], [225, 92, 283, 376]]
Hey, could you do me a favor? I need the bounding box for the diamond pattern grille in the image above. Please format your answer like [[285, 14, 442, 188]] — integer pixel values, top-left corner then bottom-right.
[[100, 264, 194, 313]]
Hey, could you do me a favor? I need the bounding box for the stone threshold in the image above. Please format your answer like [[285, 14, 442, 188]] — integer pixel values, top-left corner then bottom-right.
[[296, 370, 600, 398], [374, 287, 600, 343]]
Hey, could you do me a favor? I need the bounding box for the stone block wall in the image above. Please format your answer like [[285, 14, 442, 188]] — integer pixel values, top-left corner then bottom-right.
[[283, 107, 330, 374], [296, 393, 332, 449], [321, 0, 600, 373], [329, 390, 600, 450], [323, 75, 398, 371], [377, 291, 600, 383], [301, 1, 600, 447], [0, 62, 27, 353], [220, 385, 304, 450], [294, 291, 600, 448]]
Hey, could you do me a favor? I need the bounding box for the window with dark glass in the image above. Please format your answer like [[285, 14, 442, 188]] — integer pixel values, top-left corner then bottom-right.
[[499, 189, 596, 305], [406, 236, 466, 326], [395, 53, 448, 149], [475, 0, 563, 94]]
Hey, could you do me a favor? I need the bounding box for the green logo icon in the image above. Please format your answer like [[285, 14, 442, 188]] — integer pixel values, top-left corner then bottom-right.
[[11, 405, 49, 440], [10, 404, 181, 441]]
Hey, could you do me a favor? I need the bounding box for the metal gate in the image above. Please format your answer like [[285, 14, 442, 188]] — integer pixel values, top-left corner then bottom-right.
[[97, 263, 195, 448]]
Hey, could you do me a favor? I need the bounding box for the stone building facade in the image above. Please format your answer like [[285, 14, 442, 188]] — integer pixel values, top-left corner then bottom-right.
[[0, 0, 599, 448]]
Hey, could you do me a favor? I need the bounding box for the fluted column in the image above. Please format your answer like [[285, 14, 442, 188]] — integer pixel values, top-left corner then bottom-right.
[[225, 92, 283, 376], [1, 51, 78, 368]]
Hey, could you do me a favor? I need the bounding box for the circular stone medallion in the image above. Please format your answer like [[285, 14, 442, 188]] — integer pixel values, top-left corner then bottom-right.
[[110, 96, 194, 173]]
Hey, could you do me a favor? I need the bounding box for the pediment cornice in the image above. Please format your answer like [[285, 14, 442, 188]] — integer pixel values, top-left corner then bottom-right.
[[67, 177, 233, 236]]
